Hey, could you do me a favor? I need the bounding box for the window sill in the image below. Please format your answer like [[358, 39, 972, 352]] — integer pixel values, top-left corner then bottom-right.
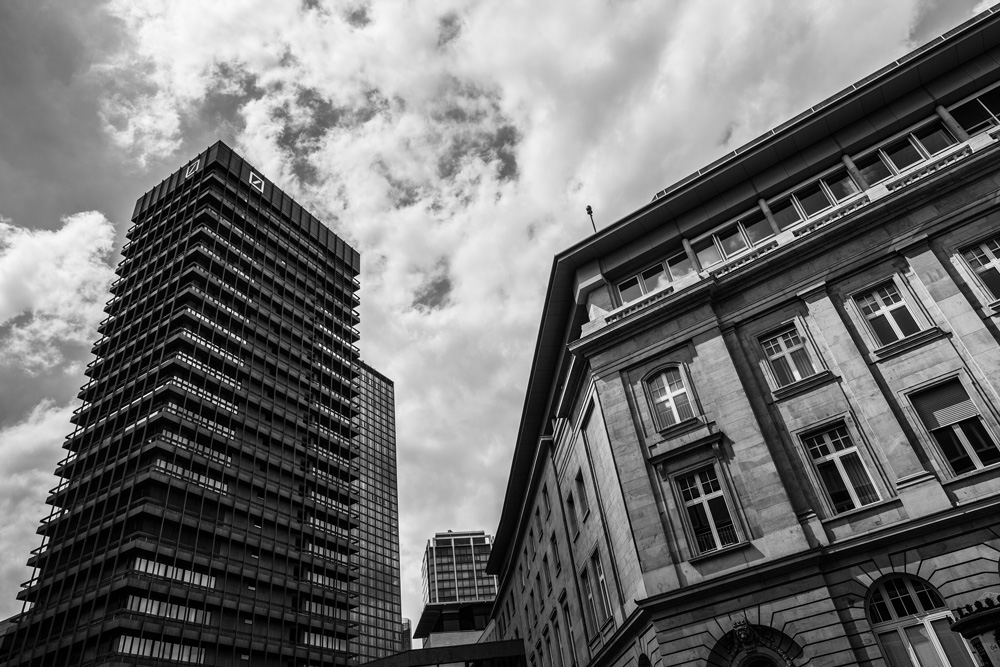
[[941, 461, 1000, 490], [819, 496, 902, 525], [653, 416, 706, 441], [688, 540, 753, 564], [871, 327, 947, 362], [769, 370, 837, 402], [581, 509, 591, 524], [987, 299, 1000, 315]]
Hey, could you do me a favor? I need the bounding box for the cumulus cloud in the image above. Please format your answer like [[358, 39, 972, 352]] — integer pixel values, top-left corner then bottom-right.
[[0, 400, 75, 618], [90, 0, 985, 622], [0, 212, 116, 373]]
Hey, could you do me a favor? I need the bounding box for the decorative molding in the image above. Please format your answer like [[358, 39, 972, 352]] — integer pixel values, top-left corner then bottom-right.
[[793, 194, 871, 237], [770, 370, 838, 402], [885, 143, 973, 192]]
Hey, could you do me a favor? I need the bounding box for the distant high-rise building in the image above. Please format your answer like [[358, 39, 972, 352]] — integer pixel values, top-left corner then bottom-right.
[[414, 531, 497, 648], [354, 361, 403, 662], [0, 141, 363, 666], [421, 531, 497, 605], [400, 618, 412, 651]]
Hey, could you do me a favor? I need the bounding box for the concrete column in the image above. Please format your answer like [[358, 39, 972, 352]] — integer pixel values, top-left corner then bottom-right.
[[841, 154, 868, 189], [936, 105, 971, 142], [758, 198, 782, 235], [681, 238, 701, 273], [798, 283, 951, 518]]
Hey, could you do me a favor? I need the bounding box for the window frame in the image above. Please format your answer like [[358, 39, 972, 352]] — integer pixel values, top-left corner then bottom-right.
[[669, 461, 744, 557], [959, 231, 1000, 305], [616, 249, 694, 305], [758, 322, 820, 389], [574, 470, 591, 521], [847, 274, 930, 351], [642, 364, 699, 432], [906, 376, 1000, 477], [798, 420, 882, 515], [590, 550, 613, 626]]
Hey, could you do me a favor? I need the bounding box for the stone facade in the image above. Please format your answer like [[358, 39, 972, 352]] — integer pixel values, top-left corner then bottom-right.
[[486, 12, 1000, 667]]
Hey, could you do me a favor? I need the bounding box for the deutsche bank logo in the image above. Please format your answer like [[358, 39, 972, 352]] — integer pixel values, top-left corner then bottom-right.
[[249, 172, 264, 193]]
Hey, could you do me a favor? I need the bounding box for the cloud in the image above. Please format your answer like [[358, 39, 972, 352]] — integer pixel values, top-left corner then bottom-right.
[[0, 212, 116, 373], [87, 0, 986, 625], [0, 400, 75, 619]]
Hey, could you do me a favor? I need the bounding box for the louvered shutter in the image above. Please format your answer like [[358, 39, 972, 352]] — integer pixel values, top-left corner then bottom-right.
[[912, 380, 978, 430]]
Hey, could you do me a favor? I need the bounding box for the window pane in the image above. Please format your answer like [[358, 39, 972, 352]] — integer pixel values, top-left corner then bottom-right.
[[870, 314, 899, 346], [903, 624, 945, 667], [742, 214, 773, 245], [825, 170, 860, 202], [619, 277, 642, 304], [770, 356, 795, 387], [960, 418, 1000, 466], [654, 400, 677, 428], [951, 99, 995, 135], [717, 225, 748, 257], [789, 347, 815, 379], [857, 154, 893, 184], [667, 252, 695, 279], [674, 392, 695, 422], [884, 579, 920, 617], [977, 265, 1000, 298], [770, 199, 801, 230], [914, 123, 956, 155], [980, 87, 1000, 115], [931, 618, 976, 667], [841, 452, 879, 506], [885, 139, 923, 171], [686, 504, 715, 553], [878, 631, 915, 667], [694, 238, 722, 268], [933, 426, 976, 475], [818, 460, 855, 512], [707, 496, 738, 546], [869, 590, 893, 625], [890, 306, 920, 338], [796, 183, 832, 217], [641, 265, 669, 293]]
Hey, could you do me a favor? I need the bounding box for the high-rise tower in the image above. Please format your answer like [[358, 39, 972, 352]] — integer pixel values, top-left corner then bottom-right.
[[1, 142, 362, 666], [353, 362, 402, 662]]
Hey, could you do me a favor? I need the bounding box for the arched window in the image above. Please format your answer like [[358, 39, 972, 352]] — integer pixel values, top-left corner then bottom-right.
[[866, 575, 976, 667], [644, 366, 696, 430]]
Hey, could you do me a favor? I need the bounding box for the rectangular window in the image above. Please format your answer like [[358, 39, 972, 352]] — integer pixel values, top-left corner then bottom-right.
[[760, 326, 816, 387], [616, 251, 692, 304], [676, 466, 740, 555], [566, 494, 579, 535], [542, 555, 552, 591], [857, 153, 893, 185], [535, 508, 543, 535], [801, 423, 880, 513], [769, 198, 801, 230], [580, 568, 597, 634], [542, 485, 551, 513], [550, 534, 561, 570], [646, 366, 696, 429], [591, 551, 612, 624], [855, 282, 921, 346], [912, 380, 1000, 475], [961, 234, 1000, 299], [561, 601, 579, 667], [574, 471, 590, 518]]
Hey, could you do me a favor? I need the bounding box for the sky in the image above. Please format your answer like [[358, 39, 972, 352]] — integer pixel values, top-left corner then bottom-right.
[[0, 0, 990, 633]]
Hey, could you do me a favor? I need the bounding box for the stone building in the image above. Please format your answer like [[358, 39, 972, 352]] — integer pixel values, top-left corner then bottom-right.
[[485, 11, 1000, 667]]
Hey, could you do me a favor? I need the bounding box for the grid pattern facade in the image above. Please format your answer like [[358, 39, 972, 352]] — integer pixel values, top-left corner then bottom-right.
[[0, 142, 362, 667], [353, 362, 403, 662], [421, 532, 497, 605]]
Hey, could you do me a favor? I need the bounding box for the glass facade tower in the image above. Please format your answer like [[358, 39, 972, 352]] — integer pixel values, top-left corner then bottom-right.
[[353, 362, 403, 662], [0, 142, 362, 666]]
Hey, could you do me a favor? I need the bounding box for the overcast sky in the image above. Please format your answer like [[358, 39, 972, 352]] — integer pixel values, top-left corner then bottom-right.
[[0, 0, 990, 631]]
